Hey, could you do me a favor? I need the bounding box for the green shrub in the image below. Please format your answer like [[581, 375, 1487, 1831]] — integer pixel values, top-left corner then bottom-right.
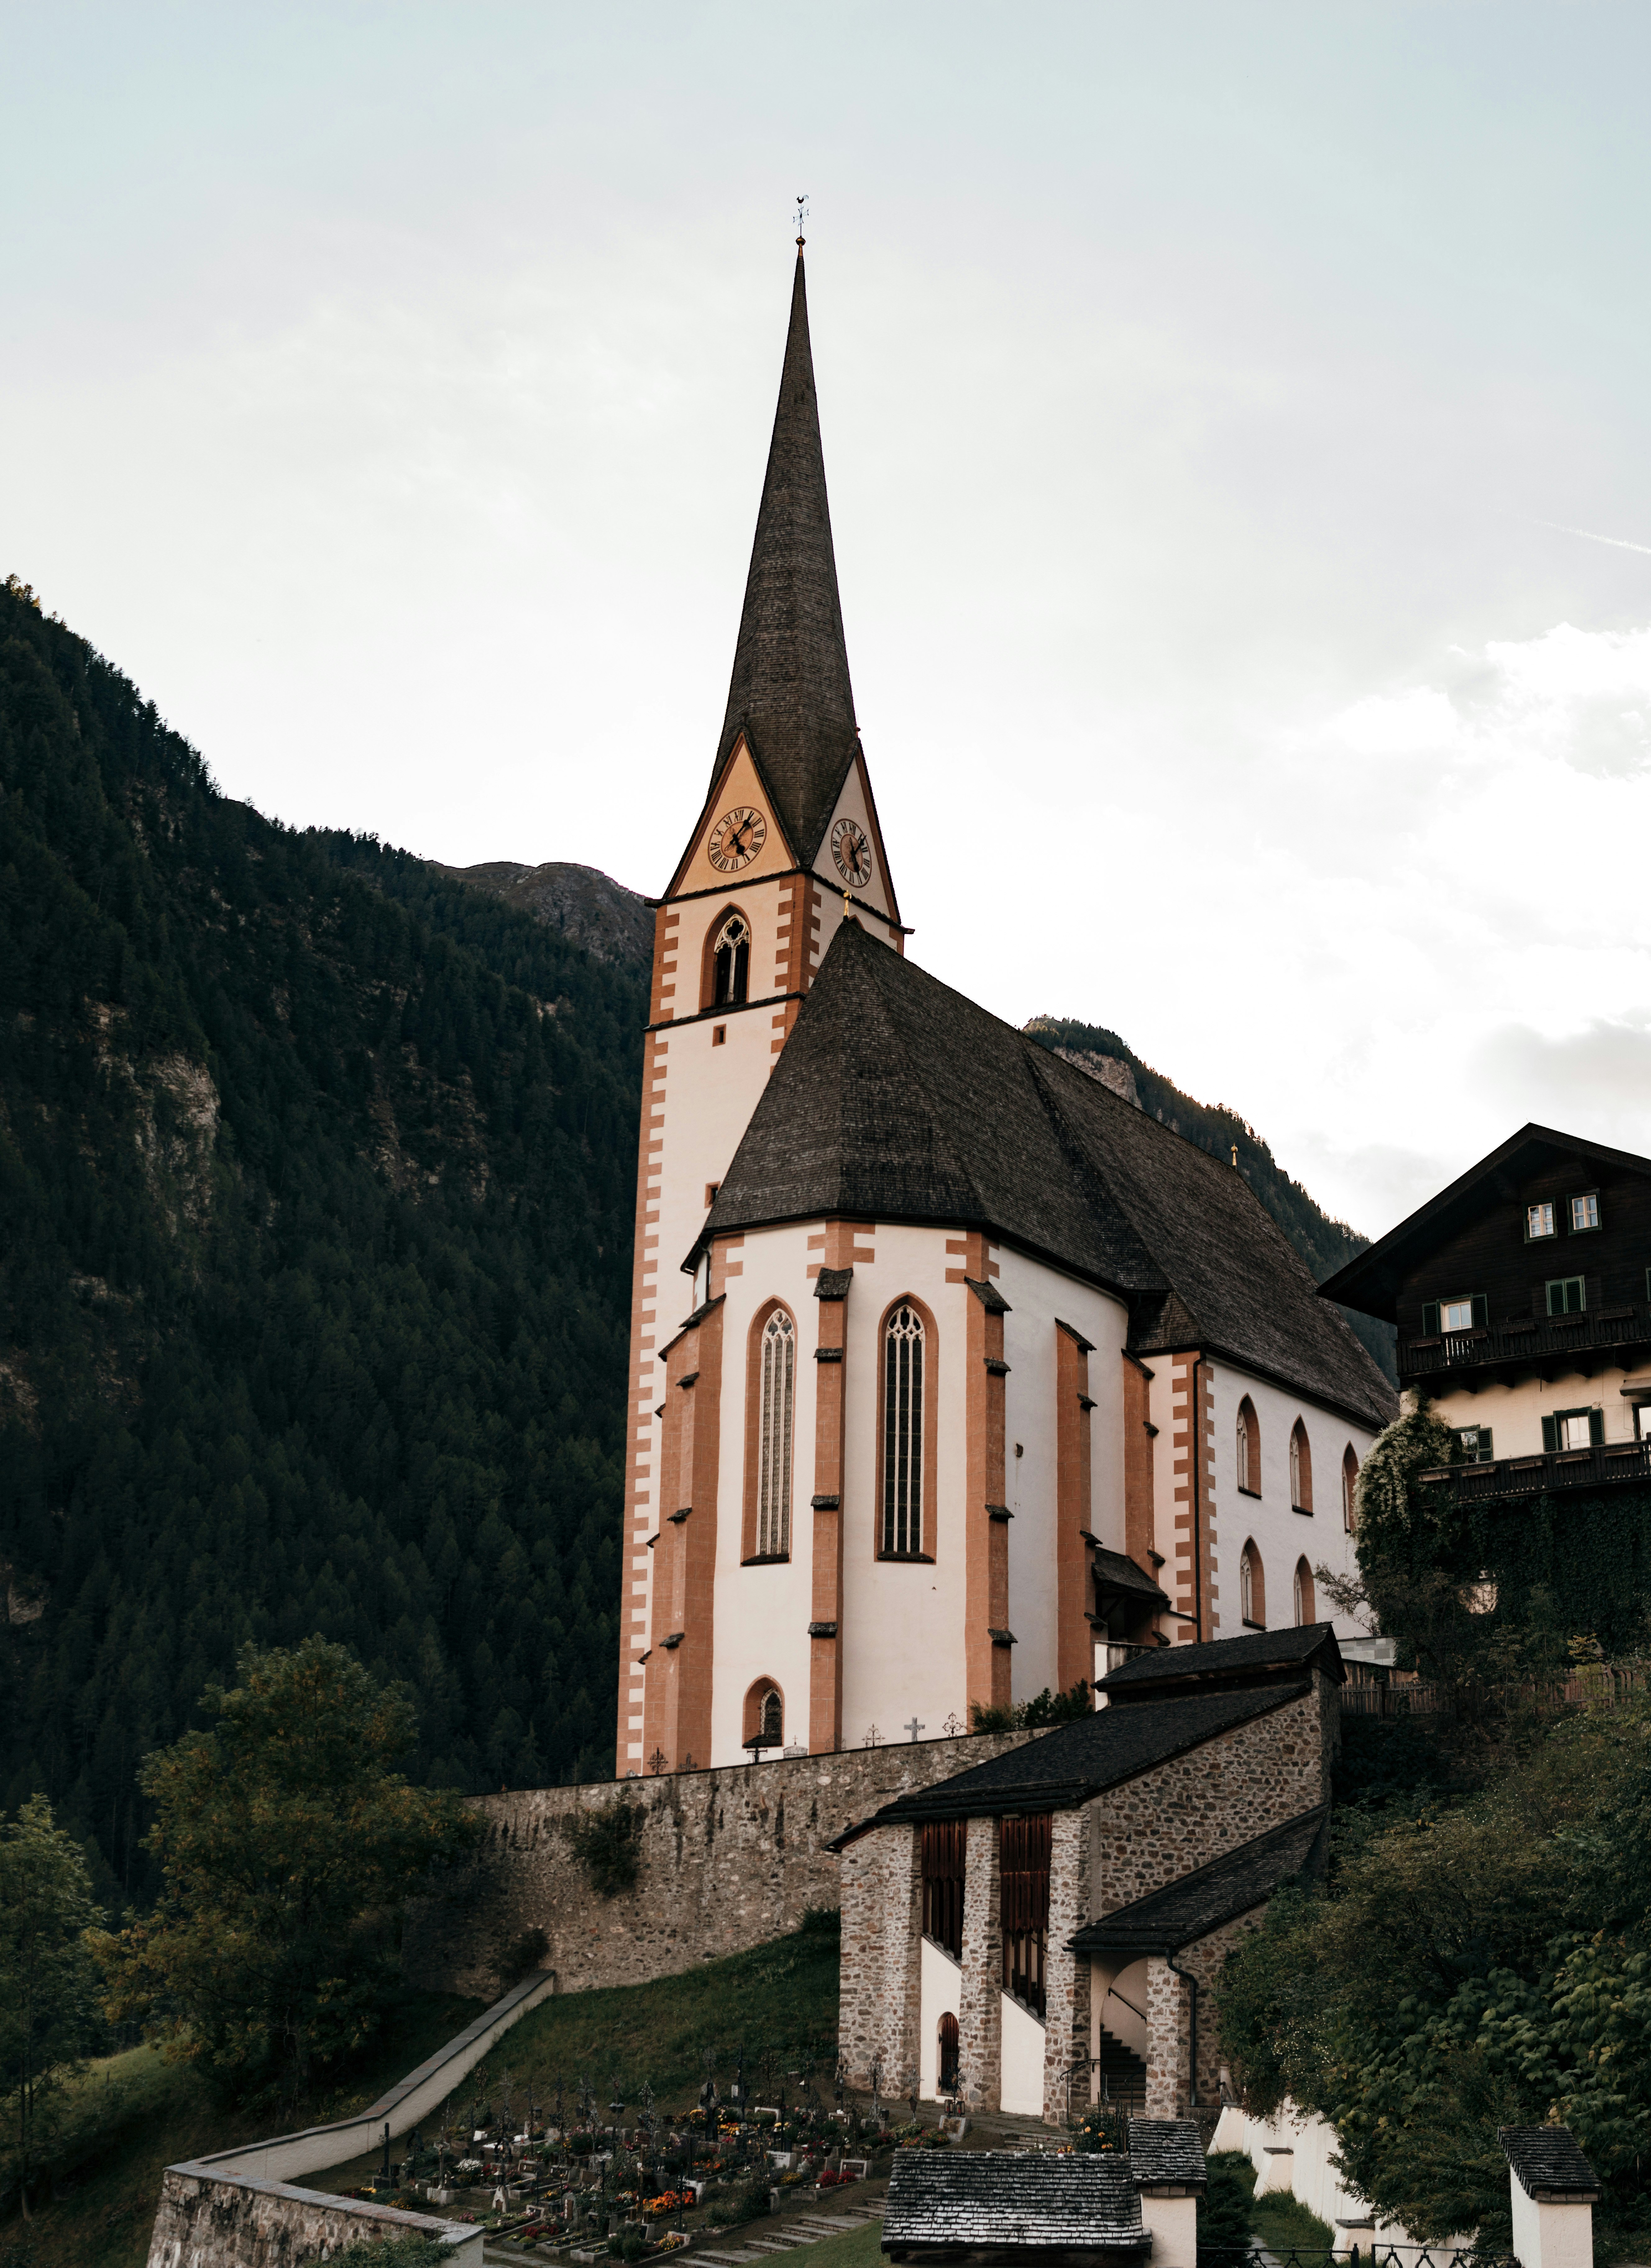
[[1197, 2152, 1255, 2264], [563, 1800, 644, 1897]]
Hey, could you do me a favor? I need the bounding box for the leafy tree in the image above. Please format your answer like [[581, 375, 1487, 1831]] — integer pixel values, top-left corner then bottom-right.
[[970, 1679, 1093, 1732], [0, 1795, 103, 2218], [1197, 2152, 1256, 2264], [1217, 1690, 1651, 2252], [92, 1639, 481, 2100]]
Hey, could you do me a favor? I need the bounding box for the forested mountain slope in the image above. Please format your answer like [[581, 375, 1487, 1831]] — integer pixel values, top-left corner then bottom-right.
[[0, 577, 645, 1900], [1025, 1016, 1395, 1381]]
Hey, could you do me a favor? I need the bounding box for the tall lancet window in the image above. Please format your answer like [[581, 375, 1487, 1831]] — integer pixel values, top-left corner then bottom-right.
[[713, 913, 750, 1006], [756, 1308, 795, 1557], [883, 1304, 925, 1555]]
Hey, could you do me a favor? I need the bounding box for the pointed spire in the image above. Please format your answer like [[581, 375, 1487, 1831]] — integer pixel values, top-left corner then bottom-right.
[[713, 245, 860, 867]]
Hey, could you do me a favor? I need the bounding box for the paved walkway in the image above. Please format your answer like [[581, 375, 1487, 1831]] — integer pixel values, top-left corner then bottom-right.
[[496, 2202, 886, 2268]]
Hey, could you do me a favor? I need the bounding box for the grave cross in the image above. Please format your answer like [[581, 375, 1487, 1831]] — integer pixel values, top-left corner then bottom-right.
[[904, 1716, 925, 1742]]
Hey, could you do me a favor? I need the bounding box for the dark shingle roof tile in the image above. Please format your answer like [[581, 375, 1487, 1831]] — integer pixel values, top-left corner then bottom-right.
[[883, 2151, 1149, 2252], [1071, 1808, 1329, 1957]]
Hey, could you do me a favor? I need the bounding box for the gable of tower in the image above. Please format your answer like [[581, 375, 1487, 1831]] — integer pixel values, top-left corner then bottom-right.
[[813, 748, 902, 926], [666, 734, 796, 902]]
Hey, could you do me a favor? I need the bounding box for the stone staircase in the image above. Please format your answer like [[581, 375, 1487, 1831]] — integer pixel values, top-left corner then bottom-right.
[[1090, 2025, 1148, 2111], [540, 2201, 885, 2268]]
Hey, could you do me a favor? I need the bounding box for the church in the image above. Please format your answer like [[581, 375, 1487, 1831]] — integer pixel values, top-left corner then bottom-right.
[[616, 242, 1396, 1780]]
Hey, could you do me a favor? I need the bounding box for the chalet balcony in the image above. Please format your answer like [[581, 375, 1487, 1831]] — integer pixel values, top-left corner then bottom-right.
[[1418, 1439, 1651, 1505], [1398, 1306, 1651, 1383]]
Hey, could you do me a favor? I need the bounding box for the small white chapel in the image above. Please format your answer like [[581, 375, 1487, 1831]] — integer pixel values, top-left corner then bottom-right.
[[615, 240, 1395, 1779]]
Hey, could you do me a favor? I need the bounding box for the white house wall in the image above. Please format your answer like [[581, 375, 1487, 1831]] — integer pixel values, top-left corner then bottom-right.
[[918, 1936, 962, 2102], [999, 1991, 1047, 2117], [1433, 1360, 1651, 1460]]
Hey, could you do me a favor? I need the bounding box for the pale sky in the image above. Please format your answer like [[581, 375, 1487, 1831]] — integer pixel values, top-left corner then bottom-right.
[[6, 3, 1651, 1240]]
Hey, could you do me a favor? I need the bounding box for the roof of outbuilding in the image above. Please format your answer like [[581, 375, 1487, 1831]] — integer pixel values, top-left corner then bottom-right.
[[831, 1683, 1308, 1841], [1127, 2121, 1208, 2191], [1098, 1624, 1346, 1696], [698, 923, 1394, 1431], [883, 2149, 1150, 2252], [1497, 2128, 1603, 2201], [1091, 1549, 1171, 1608], [708, 249, 862, 875], [1071, 1807, 1329, 1958]]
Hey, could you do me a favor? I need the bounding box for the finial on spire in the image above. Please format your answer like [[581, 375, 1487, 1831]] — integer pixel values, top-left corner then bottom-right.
[[794, 193, 809, 249]]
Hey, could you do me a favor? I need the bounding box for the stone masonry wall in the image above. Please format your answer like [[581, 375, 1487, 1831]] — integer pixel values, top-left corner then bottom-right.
[[147, 2170, 477, 2268], [1086, 1682, 1330, 1921], [1143, 1956, 1190, 2119], [956, 1814, 1003, 2113], [1176, 1909, 1265, 2110], [1041, 1807, 1091, 2125], [837, 1821, 922, 2095], [402, 1729, 1038, 2000]]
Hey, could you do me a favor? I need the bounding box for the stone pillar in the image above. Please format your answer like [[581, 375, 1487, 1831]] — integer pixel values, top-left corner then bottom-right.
[[957, 1813, 1002, 2112], [1144, 1956, 1192, 2117], [838, 1823, 922, 2093], [1042, 1808, 1091, 2124]]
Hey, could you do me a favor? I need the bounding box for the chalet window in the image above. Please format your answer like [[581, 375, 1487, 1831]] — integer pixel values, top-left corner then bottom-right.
[[1000, 1813, 1050, 2017], [712, 913, 750, 1006], [1636, 1403, 1651, 1443], [1240, 1539, 1265, 1628], [921, 1820, 965, 1958], [756, 1309, 795, 1557], [1544, 1408, 1603, 1452], [1570, 1193, 1601, 1232], [1526, 1203, 1557, 1241], [1293, 1557, 1315, 1626], [1454, 1425, 1495, 1464], [1341, 1445, 1359, 1532], [1547, 1277, 1586, 1317], [882, 1304, 925, 1555], [1236, 1397, 1260, 1496], [1289, 1419, 1313, 1513], [1439, 1295, 1487, 1333]]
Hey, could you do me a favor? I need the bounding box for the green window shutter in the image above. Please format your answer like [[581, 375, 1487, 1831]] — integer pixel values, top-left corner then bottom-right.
[[1472, 1294, 1488, 1329], [1478, 1428, 1493, 1462], [1542, 1414, 1558, 1452], [1590, 1408, 1605, 1446], [1422, 1301, 1439, 1337]]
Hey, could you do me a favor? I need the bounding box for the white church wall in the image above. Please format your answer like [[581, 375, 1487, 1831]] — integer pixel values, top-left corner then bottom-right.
[[999, 1991, 1047, 2117], [1205, 1365, 1374, 1644], [918, 1935, 962, 2101], [994, 1251, 1130, 1703], [839, 1222, 974, 1749], [708, 1219, 823, 1767]]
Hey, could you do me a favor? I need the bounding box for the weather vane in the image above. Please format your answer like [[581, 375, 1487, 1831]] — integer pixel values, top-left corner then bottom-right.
[[794, 193, 809, 245]]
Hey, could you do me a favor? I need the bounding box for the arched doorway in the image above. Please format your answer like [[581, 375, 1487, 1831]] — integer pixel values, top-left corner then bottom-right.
[[937, 2011, 960, 2095]]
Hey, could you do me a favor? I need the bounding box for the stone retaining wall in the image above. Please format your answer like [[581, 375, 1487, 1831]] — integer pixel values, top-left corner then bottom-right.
[[148, 2169, 480, 2268], [402, 1728, 1039, 2001]]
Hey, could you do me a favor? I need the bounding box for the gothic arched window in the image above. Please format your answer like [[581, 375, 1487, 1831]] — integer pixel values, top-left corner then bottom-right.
[[1240, 1539, 1265, 1628], [743, 1678, 783, 1752], [1236, 1396, 1260, 1495], [1342, 1444, 1360, 1533], [712, 912, 750, 1007], [1290, 1418, 1314, 1513], [883, 1303, 926, 1555], [1294, 1557, 1315, 1626], [756, 1308, 795, 1557]]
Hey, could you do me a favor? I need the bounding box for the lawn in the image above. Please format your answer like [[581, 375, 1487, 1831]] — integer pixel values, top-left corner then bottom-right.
[[456, 1914, 842, 2123]]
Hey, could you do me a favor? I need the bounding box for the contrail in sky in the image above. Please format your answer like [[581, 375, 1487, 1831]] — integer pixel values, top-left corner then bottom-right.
[[1537, 519, 1651, 558]]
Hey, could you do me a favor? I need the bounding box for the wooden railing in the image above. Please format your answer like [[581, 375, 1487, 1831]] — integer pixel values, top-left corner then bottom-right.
[[1418, 1440, 1651, 1501], [1398, 1307, 1651, 1377]]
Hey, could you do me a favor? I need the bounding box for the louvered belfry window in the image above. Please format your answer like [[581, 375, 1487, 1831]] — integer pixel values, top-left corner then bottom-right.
[[757, 1309, 795, 1556], [883, 1304, 925, 1554], [922, 1819, 966, 1957], [1000, 1813, 1051, 2016]]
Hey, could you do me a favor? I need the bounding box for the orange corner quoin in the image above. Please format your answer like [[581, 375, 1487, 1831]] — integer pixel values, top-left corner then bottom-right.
[[613, 247, 1394, 1777]]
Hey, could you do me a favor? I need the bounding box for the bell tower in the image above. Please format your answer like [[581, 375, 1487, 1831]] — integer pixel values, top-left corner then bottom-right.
[[612, 240, 903, 1773]]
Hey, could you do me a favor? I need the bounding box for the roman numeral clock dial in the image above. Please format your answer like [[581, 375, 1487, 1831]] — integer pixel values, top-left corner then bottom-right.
[[708, 807, 766, 872], [831, 818, 873, 889]]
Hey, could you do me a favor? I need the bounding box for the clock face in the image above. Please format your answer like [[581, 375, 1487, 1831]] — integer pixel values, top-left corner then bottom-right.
[[707, 806, 767, 872], [831, 817, 873, 889]]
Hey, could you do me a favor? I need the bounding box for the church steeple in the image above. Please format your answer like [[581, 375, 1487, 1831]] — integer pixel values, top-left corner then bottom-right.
[[713, 244, 860, 870]]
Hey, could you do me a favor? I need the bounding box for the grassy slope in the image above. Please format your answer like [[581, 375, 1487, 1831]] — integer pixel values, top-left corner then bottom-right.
[[0, 1992, 479, 2268], [456, 1920, 842, 2124]]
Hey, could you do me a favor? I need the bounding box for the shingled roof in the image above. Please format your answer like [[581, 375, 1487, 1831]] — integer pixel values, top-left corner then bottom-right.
[[1498, 2128, 1603, 2202], [1071, 1807, 1329, 1959], [699, 923, 1395, 1429], [1127, 2121, 1208, 2191], [1097, 1624, 1346, 1701], [831, 1682, 1308, 1840], [710, 248, 861, 872], [883, 2149, 1151, 2254]]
